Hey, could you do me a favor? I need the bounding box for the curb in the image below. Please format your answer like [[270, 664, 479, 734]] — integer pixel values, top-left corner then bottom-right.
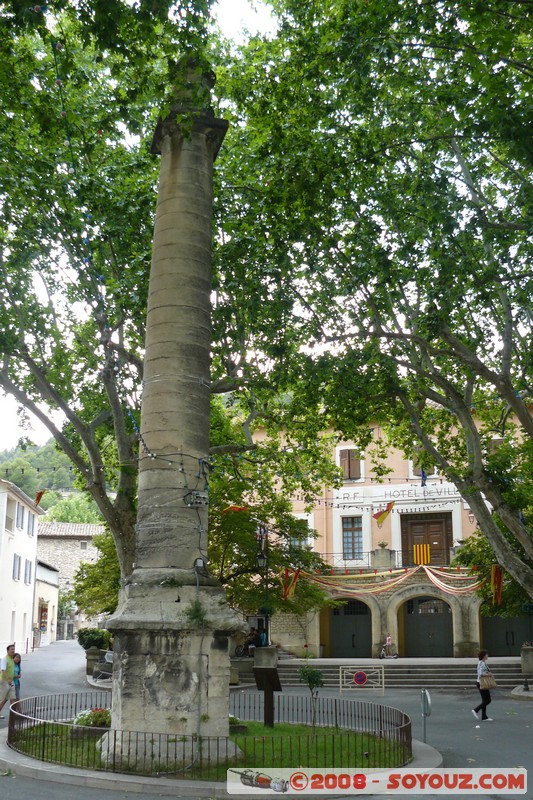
[[0, 735, 442, 796], [510, 685, 533, 701]]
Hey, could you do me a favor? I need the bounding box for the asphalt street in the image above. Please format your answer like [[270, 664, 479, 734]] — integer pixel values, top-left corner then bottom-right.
[[0, 640, 531, 799]]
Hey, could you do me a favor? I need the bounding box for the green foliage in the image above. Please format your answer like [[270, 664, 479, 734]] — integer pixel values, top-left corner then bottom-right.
[[45, 493, 103, 523], [57, 591, 75, 620], [76, 628, 112, 651], [68, 400, 335, 618], [73, 707, 111, 728], [213, 0, 533, 598], [1, 0, 531, 604], [452, 531, 531, 618], [298, 663, 324, 729], [185, 599, 209, 629], [0, 441, 76, 500], [298, 664, 324, 697], [71, 533, 121, 615]]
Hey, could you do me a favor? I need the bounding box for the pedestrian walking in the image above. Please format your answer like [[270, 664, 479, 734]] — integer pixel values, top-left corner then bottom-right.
[[472, 649, 494, 722], [0, 643, 16, 718], [13, 653, 22, 701]]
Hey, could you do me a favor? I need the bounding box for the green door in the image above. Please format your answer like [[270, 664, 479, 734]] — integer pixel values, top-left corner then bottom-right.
[[481, 615, 533, 655], [330, 600, 372, 657], [403, 596, 453, 657]]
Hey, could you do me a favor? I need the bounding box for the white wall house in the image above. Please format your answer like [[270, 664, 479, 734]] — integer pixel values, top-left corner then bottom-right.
[[0, 480, 45, 653], [33, 560, 60, 647]]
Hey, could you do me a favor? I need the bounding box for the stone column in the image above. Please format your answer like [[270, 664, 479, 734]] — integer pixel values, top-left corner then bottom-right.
[[106, 61, 241, 748]]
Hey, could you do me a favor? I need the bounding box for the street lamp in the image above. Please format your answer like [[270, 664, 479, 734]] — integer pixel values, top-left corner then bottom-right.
[[256, 527, 269, 646]]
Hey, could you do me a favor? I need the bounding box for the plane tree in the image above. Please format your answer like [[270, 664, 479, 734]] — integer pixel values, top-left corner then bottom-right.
[[0, 2, 337, 599], [213, 0, 533, 596]]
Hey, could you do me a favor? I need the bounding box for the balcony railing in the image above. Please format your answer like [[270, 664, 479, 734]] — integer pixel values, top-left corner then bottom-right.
[[318, 549, 454, 572]]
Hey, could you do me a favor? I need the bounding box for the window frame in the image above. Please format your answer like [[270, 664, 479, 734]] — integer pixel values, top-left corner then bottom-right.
[[341, 515, 363, 561], [339, 448, 363, 482], [12, 553, 22, 581], [16, 502, 25, 529]]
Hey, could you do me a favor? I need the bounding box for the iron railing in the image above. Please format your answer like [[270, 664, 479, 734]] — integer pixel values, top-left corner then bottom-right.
[[319, 550, 455, 570], [7, 691, 412, 780]]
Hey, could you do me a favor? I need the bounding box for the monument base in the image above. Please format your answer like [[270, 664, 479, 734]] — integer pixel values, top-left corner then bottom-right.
[[106, 568, 244, 742]]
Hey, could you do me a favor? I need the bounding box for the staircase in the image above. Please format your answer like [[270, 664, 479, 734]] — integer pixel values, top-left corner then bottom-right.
[[232, 658, 524, 691], [277, 659, 524, 690]]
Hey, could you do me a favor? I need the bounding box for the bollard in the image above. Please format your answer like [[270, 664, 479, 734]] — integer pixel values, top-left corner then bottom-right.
[[420, 688, 431, 743]]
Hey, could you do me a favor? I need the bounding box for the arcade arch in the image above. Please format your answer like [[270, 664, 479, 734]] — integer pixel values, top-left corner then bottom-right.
[[319, 582, 482, 658], [326, 595, 381, 658], [386, 584, 475, 657]]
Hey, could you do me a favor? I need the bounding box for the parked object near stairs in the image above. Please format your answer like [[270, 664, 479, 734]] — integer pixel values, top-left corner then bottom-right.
[[379, 641, 399, 659]]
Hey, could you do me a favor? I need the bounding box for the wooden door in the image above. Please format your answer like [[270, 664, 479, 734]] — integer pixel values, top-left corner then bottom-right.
[[401, 513, 452, 566]]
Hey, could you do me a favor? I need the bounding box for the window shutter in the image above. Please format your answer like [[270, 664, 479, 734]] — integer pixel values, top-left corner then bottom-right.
[[349, 451, 361, 480], [340, 449, 361, 480], [340, 449, 350, 478]]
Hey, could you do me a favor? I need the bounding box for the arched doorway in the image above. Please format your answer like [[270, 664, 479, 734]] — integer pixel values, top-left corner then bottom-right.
[[402, 595, 453, 657], [329, 599, 372, 657]]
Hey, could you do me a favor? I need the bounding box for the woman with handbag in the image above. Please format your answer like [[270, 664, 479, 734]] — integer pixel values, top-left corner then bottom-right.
[[472, 649, 495, 722]]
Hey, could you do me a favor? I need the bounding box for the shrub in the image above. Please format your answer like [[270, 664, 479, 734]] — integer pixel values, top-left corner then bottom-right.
[[74, 707, 111, 727], [76, 628, 111, 651]]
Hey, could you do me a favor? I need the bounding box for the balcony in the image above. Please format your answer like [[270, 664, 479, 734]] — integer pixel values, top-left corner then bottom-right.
[[319, 548, 453, 573]]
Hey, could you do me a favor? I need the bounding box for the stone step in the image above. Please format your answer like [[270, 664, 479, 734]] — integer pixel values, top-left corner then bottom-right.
[[274, 661, 523, 689], [231, 657, 525, 689]]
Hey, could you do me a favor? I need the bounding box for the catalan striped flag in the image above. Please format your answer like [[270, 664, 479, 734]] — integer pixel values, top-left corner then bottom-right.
[[413, 543, 431, 564]]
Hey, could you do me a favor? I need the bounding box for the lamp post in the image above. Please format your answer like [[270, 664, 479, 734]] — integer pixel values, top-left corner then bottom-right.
[[256, 525, 269, 645]]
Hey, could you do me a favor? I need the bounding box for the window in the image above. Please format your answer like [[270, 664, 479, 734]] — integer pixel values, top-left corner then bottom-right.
[[16, 502, 25, 529], [410, 449, 438, 480], [488, 437, 504, 454], [80, 540, 88, 550], [339, 449, 362, 481], [333, 600, 369, 616], [407, 598, 451, 614], [289, 517, 312, 550], [12, 554, 21, 581], [342, 516, 363, 560], [24, 559, 33, 585], [28, 513, 35, 537]]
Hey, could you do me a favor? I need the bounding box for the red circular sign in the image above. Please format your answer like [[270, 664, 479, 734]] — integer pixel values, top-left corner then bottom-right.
[[353, 671, 367, 685]]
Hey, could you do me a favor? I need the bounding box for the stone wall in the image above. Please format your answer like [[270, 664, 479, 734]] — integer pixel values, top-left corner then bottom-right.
[[271, 610, 321, 657], [37, 523, 102, 592]]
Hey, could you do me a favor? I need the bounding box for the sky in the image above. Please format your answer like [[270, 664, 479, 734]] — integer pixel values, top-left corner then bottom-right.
[[0, 0, 276, 453]]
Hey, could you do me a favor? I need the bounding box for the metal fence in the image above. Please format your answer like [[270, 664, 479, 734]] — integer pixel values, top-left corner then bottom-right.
[[7, 691, 412, 780], [320, 550, 456, 570]]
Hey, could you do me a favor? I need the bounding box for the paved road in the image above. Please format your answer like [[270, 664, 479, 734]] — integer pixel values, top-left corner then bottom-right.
[[1, 641, 532, 798]]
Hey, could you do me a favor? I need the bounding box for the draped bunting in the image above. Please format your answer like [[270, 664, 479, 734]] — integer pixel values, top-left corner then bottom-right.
[[282, 568, 301, 599], [292, 564, 487, 598], [491, 565, 503, 605], [422, 566, 486, 595]]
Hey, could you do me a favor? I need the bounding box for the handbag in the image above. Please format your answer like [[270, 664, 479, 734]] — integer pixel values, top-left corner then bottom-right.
[[480, 672, 496, 690]]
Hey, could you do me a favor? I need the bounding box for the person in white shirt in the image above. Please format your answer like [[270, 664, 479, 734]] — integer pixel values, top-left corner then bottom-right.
[[472, 649, 493, 722]]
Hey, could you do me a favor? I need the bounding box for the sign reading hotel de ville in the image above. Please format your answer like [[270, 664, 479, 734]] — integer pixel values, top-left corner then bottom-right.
[[334, 484, 459, 504]]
